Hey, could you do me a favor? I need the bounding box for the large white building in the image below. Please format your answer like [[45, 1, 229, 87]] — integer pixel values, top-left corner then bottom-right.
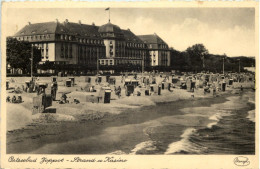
[[11, 19, 171, 73], [138, 33, 171, 67]]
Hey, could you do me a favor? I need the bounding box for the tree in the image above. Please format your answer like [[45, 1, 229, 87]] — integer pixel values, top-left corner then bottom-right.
[[186, 44, 209, 72], [6, 37, 41, 74]]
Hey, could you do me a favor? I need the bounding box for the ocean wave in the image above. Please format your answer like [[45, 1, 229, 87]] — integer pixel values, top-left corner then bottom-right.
[[164, 128, 205, 154], [247, 110, 255, 122], [207, 122, 218, 129], [130, 140, 157, 154], [248, 98, 255, 104], [207, 110, 232, 129]]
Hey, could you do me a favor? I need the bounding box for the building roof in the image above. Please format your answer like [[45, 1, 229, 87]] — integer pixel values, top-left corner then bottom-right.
[[121, 29, 144, 43], [62, 22, 101, 38], [14, 21, 151, 45], [138, 34, 168, 45], [98, 22, 122, 34], [15, 22, 59, 36], [15, 21, 102, 39]]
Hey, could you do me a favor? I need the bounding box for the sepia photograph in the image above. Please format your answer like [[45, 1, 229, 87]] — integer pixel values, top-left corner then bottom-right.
[[1, 2, 258, 168]]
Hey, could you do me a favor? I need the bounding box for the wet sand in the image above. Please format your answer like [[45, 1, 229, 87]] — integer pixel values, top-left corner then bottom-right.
[[7, 93, 231, 154]]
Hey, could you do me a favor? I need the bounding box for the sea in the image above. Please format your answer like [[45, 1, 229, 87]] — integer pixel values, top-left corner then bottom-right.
[[128, 91, 255, 155], [106, 90, 255, 155], [10, 90, 255, 154]]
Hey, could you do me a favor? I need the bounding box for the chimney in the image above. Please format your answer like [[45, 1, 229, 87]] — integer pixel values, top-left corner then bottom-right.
[[64, 19, 69, 24], [92, 22, 95, 26], [28, 22, 31, 25], [56, 19, 59, 23], [79, 20, 81, 25]]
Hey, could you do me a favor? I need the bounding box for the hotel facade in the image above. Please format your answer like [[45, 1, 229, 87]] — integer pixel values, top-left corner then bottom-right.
[[11, 19, 171, 73]]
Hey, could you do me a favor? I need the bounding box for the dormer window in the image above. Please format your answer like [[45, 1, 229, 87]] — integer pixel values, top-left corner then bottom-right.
[[61, 35, 64, 40], [69, 36, 72, 40], [43, 30, 48, 33], [65, 35, 67, 40], [32, 31, 36, 34], [21, 32, 25, 35]]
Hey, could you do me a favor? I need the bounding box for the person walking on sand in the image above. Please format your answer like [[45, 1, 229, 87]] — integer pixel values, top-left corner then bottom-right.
[[121, 75, 124, 83], [61, 93, 67, 103], [117, 86, 121, 99], [51, 81, 58, 101]]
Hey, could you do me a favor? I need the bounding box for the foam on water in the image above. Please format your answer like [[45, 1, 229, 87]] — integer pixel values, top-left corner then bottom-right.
[[207, 122, 218, 129], [247, 110, 255, 122], [164, 128, 205, 154], [130, 140, 156, 154], [207, 110, 232, 129]]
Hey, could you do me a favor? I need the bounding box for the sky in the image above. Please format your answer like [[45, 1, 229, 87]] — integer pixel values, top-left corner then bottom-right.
[[5, 8, 255, 57]]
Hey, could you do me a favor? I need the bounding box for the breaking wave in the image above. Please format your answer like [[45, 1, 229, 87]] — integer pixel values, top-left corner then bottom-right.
[[164, 128, 206, 154], [247, 110, 255, 122]]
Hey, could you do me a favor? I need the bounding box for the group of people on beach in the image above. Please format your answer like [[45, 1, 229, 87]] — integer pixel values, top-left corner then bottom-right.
[[6, 95, 22, 103]]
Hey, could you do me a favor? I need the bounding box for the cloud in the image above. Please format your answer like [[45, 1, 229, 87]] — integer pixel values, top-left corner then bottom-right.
[[128, 17, 255, 57], [6, 10, 255, 57]]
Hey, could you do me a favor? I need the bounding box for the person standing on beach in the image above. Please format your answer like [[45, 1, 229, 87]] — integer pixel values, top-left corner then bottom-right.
[[51, 81, 58, 101], [117, 86, 121, 99]]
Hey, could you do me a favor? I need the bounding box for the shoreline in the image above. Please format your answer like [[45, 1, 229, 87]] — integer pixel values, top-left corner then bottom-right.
[[7, 89, 244, 154]]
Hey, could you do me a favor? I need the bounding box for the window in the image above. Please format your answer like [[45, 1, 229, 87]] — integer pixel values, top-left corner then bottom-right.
[[101, 60, 104, 65], [69, 36, 72, 40], [61, 43, 64, 58], [69, 44, 72, 58], [65, 35, 67, 40], [46, 43, 49, 57], [65, 44, 68, 58], [106, 60, 108, 65], [110, 60, 113, 65]]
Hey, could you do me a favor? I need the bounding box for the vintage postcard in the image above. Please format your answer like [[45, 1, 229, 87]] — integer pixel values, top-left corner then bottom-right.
[[1, 1, 259, 168]]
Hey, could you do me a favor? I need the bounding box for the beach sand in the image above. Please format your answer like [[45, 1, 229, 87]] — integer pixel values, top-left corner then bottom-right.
[[5, 76, 255, 154]]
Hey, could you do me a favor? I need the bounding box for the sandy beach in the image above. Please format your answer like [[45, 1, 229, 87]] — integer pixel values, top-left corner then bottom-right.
[[6, 76, 255, 154]]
